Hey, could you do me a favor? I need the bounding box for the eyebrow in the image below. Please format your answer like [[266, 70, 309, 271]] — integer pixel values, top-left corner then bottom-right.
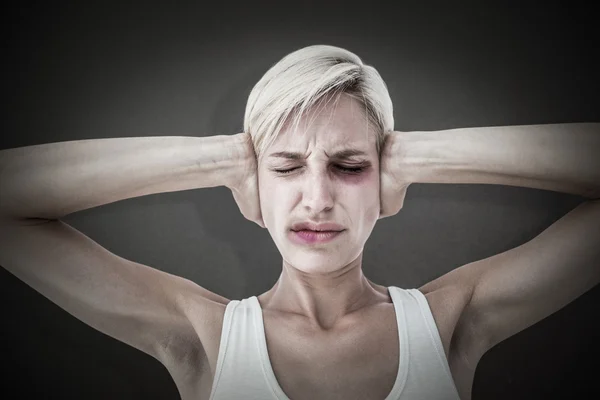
[[268, 148, 368, 160]]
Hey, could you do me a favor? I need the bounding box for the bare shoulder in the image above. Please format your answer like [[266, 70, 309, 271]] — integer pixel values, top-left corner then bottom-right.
[[417, 275, 481, 362], [418, 271, 490, 399], [159, 285, 231, 399], [418, 276, 486, 400]]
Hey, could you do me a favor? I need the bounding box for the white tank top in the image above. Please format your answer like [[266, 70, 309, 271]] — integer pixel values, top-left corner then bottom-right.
[[208, 286, 461, 399]]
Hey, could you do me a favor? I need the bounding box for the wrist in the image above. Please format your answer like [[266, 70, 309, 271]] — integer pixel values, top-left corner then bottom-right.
[[395, 130, 457, 185], [223, 132, 257, 190]]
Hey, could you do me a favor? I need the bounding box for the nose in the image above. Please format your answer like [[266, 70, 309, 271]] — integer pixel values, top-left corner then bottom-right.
[[302, 169, 335, 214]]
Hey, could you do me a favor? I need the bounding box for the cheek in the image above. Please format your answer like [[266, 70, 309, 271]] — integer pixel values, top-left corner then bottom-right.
[[258, 180, 282, 220], [359, 172, 381, 215], [353, 169, 380, 196]]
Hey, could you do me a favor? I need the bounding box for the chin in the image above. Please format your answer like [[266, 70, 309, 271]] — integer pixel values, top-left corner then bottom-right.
[[283, 252, 350, 273]]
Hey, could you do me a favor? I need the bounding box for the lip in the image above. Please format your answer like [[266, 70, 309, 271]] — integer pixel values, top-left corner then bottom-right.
[[289, 229, 345, 245], [290, 221, 345, 232]]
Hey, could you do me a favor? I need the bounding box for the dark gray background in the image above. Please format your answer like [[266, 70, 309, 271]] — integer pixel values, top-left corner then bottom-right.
[[1, 0, 599, 399]]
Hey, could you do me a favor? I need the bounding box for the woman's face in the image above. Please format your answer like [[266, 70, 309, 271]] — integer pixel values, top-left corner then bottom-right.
[[258, 94, 381, 274]]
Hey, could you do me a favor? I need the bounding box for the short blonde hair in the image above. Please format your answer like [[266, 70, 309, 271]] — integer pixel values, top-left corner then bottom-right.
[[243, 45, 394, 161]]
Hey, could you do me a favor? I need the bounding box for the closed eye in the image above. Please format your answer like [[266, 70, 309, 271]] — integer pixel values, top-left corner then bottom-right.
[[273, 165, 366, 175]]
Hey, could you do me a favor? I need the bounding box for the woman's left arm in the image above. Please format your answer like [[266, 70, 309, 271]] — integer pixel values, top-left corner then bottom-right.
[[399, 122, 600, 199], [396, 122, 600, 358]]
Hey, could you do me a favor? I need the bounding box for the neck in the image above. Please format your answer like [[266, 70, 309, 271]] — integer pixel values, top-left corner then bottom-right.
[[259, 252, 387, 330]]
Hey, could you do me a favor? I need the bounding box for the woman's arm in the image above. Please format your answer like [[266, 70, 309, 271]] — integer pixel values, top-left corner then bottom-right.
[[0, 134, 249, 221], [0, 133, 254, 383], [398, 122, 600, 199], [398, 122, 600, 362]]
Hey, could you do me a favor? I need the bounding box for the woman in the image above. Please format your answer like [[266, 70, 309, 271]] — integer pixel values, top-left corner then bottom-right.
[[1, 45, 598, 400]]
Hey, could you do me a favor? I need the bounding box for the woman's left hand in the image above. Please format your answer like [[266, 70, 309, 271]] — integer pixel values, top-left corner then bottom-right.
[[379, 131, 411, 219]]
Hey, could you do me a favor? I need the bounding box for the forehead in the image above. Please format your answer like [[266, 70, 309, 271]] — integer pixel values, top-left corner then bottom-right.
[[268, 94, 376, 156]]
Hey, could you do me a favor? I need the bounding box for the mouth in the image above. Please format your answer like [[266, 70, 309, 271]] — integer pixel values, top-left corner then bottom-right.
[[290, 222, 345, 232], [289, 229, 345, 244]]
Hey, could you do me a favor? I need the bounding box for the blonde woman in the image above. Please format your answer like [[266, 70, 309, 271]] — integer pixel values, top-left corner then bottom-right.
[[1, 45, 599, 400]]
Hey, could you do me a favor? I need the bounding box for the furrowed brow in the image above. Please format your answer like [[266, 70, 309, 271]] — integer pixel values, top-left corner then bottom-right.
[[268, 151, 306, 160], [268, 148, 368, 160]]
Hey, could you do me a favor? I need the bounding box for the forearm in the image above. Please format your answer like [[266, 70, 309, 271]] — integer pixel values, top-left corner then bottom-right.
[[0, 134, 248, 221], [398, 123, 600, 199]]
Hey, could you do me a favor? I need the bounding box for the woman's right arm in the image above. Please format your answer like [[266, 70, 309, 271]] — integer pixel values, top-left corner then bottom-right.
[[0, 133, 254, 373], [0, 134, 249, 221]]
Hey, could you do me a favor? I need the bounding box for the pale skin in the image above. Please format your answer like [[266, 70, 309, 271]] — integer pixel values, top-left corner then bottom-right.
[[0, 93, 599, 399]]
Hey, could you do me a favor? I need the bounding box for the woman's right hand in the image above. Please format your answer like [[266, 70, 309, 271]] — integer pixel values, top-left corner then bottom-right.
[[228, 132, 266, 228]]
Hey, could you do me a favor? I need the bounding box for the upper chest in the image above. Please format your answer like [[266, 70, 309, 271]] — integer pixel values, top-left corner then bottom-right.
[[256, 302, 404, 400], [191, 287, 476, 400]]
